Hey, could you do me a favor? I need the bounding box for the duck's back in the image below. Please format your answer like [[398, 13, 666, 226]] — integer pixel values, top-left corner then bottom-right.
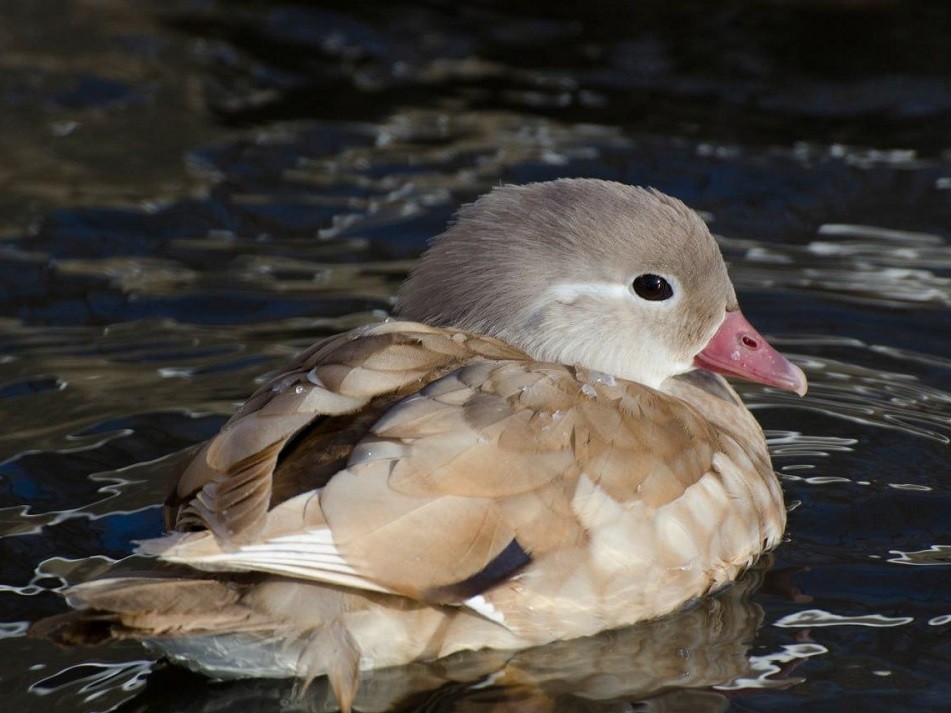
[[154, 319, 782, 627], [164, 321, 526, 540]]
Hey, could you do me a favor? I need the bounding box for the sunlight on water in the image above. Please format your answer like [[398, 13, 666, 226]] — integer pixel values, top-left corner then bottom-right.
[[774, 610, 914, 628], [29, 660, 153, 699], [720, 224, 950, 309], [886, 545, 951, 566], [747, 340, 951, 444]]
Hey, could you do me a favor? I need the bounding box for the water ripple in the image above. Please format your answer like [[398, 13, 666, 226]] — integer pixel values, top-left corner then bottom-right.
[[715, 643, 828, 691], [886, 545, 951, 566], [719, 223, 950, 310], [774, 609, 914, 628], [747, 339, 951, 444], [29, 660, 153, 700]]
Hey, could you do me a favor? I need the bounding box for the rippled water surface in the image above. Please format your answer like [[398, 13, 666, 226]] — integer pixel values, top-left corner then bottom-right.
[[1, 1, 949, 711]]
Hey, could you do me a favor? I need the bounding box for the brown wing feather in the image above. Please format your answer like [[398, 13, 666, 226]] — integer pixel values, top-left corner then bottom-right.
[[164, 322, 526, 543], [156, 328, 722, 607]]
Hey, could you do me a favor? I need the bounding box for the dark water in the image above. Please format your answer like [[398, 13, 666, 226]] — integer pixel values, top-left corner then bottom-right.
[[1, 1, 949, 711]]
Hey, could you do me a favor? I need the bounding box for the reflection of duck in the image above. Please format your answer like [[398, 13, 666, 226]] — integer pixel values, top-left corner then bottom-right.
[[102, 564, 771, 713], [33, 180, 805, 712]]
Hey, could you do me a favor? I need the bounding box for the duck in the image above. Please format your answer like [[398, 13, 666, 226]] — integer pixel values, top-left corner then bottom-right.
[[33, 179, 807, 712]]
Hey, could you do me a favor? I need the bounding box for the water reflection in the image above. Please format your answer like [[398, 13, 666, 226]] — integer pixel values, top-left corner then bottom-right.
[[88, 567, 777, 713]]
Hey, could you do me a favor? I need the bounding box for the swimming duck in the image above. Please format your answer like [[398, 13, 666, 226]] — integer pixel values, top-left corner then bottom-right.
[[35, 179, 806, 711]]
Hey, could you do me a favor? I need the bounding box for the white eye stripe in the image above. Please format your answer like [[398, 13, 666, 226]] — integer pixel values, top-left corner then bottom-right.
[[546, 278, 682, 306], [546, 282, 631, 304]]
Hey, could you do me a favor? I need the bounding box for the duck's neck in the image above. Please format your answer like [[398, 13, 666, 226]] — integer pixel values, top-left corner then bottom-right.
[[490, 322, 690, 391]]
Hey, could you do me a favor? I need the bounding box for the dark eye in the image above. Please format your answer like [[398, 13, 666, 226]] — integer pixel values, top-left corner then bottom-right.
[[632, 274, 674, 301]]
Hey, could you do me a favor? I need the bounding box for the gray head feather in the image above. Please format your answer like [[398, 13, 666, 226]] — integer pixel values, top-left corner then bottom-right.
[[397, 179, 738, 386]]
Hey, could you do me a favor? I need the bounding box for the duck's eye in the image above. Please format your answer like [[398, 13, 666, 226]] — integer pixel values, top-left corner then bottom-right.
[[632, 274, 674, 301]]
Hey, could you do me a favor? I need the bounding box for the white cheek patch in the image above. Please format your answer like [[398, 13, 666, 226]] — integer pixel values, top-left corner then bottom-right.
[[525, 279, 694, 388]]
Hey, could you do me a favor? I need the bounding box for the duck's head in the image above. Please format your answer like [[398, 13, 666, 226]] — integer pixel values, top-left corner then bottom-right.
[[397, 179, 806, 395]]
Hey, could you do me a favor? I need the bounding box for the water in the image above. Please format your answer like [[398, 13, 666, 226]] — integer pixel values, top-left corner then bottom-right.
[[1, 1, 948, 711]]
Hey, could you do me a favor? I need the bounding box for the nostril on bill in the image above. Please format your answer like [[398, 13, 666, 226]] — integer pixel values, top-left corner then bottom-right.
[[740, 335, 758, 349]]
